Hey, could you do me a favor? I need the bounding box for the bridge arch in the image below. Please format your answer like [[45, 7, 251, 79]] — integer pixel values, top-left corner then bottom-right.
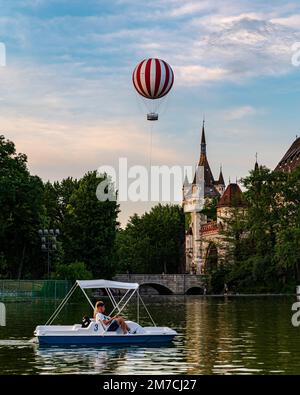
[[139, 283, 173, 295], [185, 287, 204, 295]]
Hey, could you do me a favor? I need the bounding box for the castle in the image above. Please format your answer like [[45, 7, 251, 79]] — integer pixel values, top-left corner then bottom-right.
[[182, 127, 300, 275], [182, 121, 245, 274], [275, 136, 300, 173]]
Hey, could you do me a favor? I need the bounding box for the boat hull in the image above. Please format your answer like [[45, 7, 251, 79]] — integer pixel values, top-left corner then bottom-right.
[[38, 334, 176, 346]]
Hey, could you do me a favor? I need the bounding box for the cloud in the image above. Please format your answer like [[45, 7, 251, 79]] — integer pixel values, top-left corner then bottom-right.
[[0, 111, 186, 180], [224, 106, 257, 121], [1, 0, 300, 225], [2, 2, 300, 87], [189, 16, 299, 81], [271, 15, 300, 29], [170, 2, 211, 17], [175, 65, 229, 84]]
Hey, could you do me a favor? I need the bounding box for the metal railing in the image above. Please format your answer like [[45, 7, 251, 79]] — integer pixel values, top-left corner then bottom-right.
[[0, 280, 72, 300]]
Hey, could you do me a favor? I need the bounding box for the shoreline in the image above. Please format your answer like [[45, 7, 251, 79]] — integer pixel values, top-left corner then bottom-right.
[[0, 293, 298, 302]]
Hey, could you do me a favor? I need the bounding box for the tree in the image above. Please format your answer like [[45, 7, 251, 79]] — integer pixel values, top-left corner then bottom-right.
[[218, 164, 297, 292], [56, 261, 92, 281], [0, 136, 119, 280], [0, 135, 44, 278], [43, 177, 79, 228], [116, 204, 185, 274], [62, 171, 119, 278], [241, 166, 288, 290], [201, 196, 218, 220], [115, 214, 150, 273], [243, 166, 285, 259], [274, 165, 300, 284]]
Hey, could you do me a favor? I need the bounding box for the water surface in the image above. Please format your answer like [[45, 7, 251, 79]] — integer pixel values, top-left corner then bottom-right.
[[0, 295, 299, 374]]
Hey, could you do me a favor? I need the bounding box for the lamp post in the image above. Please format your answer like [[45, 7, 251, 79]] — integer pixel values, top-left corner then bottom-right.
[[38, 228, 60, 278]]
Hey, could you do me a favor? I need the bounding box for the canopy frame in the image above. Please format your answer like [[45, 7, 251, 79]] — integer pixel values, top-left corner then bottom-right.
[[45, 279, 156, 327]]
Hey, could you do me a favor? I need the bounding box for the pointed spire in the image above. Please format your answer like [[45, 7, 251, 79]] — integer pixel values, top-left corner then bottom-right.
[[218, 164, 225, 185], [254, 152, 259, 171], [193, 118, 217, 197], [183, 171, 189, 187], [201, 118, 206, 154]]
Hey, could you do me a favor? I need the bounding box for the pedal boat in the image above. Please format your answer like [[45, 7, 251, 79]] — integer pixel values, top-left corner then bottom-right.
[[34, 279, 177, 346]]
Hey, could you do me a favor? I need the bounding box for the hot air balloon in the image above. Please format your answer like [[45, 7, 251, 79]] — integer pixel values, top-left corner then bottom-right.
[[132, 58, 174, 121]]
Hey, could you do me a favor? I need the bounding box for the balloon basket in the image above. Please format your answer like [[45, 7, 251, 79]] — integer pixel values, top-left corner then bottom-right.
[[147, 112, 158, 121]]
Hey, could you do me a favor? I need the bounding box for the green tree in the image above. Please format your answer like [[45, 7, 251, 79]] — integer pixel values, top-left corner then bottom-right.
[[274, 165, 300, 284], [201, 196, 218, 221], [217, 201, 252, 291], [56, 261, 92, 281], [43, 177, 79, 228], [62, 171, 119, 278], [116, 204, 185, 274], [243, 166, 285, 259], [241, 166, 287, 290], [0, 135, 44, 278], [219, 165, 294, 292]]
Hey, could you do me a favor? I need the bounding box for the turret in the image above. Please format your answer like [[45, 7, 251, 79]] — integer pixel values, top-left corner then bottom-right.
[[217, 183, 246, 226], [192, 120, 218, 197], [182, 172, 190, 200], [214, 165, 226, 195]]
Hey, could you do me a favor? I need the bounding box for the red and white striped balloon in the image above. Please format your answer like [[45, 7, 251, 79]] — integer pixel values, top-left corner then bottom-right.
[[132, 58, 174, 100]]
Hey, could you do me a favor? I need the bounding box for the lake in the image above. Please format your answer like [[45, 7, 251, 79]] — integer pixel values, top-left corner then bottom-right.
[[0, 295, 299, 374]]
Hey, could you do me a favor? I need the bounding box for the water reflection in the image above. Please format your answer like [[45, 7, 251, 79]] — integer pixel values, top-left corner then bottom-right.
[[34, 345, 189, 374], [183, 296, 299, 374], [0, 295, 300, 374], [184, 297, 242, 373]]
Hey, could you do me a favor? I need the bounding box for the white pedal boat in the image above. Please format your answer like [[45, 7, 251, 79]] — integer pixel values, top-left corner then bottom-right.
[[34, 279, 177, 346]]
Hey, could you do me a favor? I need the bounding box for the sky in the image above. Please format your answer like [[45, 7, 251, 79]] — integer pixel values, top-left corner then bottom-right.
[[1, 0, 300, 225]]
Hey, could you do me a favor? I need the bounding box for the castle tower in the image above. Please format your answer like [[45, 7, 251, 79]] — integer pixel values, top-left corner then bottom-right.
[[216, 182, 246, 227], [275, 137, 300, 173], [193, 121, 219, 197], [214, 165, 226, 195], [182, 121, 225, 274]]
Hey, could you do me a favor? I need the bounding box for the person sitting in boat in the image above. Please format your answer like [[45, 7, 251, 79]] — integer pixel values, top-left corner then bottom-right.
[[94, 301, 130, 334]]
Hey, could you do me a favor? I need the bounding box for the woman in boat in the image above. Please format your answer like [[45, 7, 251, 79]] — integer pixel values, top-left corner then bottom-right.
[[94, 301, 130, 334]]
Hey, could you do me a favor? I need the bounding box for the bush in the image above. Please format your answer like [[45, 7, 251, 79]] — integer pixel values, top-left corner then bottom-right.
[[56, 261, 92, 281]]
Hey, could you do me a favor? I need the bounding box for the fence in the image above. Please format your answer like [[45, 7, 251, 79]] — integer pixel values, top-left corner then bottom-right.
[[0, 280, 72, 300]]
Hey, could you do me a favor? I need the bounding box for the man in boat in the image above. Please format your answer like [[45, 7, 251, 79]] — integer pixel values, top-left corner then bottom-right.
[[94, 301, 130, 334]]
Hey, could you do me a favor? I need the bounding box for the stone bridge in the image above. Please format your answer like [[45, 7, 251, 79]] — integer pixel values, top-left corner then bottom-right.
[[113, 274, 206, 295]]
